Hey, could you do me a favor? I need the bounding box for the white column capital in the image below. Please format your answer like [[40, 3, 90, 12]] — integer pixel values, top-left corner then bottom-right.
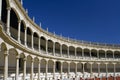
[[18, 20, 21, 23], [4, 50, 9, 55], [81, 62, 86, 64], [23, 57, 27, 61], [60, 61, 64, 64], [75, 62, 79, 64], [112, 63, 116, 65], [52, 60, 57, 63], [97, 62, 101, 65], [89, 62, 94, 64], [31, 59, 34, 62], [7, 7, 11, 10], [44, 58, 49, 62], [67, 61, 71, 64], [104, 62, 109, 65], [16, 55, 20, 59]]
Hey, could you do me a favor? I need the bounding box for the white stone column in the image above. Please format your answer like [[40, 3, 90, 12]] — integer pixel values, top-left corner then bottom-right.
[[38, 60, 41, 80], [90, 62, 93, 77], [4, 50, 8, 80], [113, 63, 116, 80], [24, 27, 27, 46], [82, 49, 84, 58], [60, 62, 63, 80], [53, 42, 55, 56], [81, 62, 86, 78], [113, 51, 115, 59], [97, 50, 99, 59], [0, 0, 2, 20], [31, 32, 34, 49], [53, 61, 56, 80], [60, 45, 62, 57], [46, 40, 48, 54], [105, 63, 108, 77], [67, 47, 69, 58], [45, 60, 48, 80], [75, 62, 78, 79], [75, 48, 77, 59], [68, 62, 70, 78], [38, 37, 41, 52], [23, 58, 27, 80], [18, 20, 21, 43], [15, 55, 20, 80], [90, 50, 92, 59], [6, 7, 11, 35], [97, 63, 100, 76], [30, 59, 34, 80], [105, 51, 107, 59]]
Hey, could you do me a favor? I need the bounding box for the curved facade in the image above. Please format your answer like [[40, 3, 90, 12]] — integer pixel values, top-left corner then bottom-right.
[[0, 0, 120, 80]]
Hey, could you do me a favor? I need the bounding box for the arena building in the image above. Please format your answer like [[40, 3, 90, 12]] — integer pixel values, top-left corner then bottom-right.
[[0, 0, 120, 80]]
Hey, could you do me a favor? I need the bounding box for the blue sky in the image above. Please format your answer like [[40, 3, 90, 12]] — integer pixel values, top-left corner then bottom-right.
[[23, 0, 120, 44]]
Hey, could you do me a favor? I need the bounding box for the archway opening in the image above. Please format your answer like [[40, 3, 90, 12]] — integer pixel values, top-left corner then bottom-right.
[[33, 32, 39, 50], [40, 37, 46, 52], [55, 42, 60, 56], [10, 9, 19, 40], [20, 21, 25, 45], [26, 27, 32, 48]]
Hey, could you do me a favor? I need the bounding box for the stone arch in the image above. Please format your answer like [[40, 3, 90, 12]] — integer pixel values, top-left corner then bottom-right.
[[76, 47, 82, 57], [1, 42, 7, 51], [91, 49, 97, 58], [63, 62, 68, 73], [106, 50, 113, 58], [55, 42, 60, 54], [40, 36, 46, 52], [48, 39, 53, 54], [55, 61, 61, 72], [33, 32, 39, 50], [41, 58, 47, 73], [114, 51, 120, 58], [48, 60, 54, 72], [99, 50, 105, 58], [20, 20, 26, 45], [77, 62, 82, 72], [26, 55, 33, 73], [10, 8, 20, 40], [19, 53, 26, 70], [0, 42, 7, 73], [34, 57, 39, 73], [69, 46, 75, 57], [26, 27, 32, 48], [8, 48, 19, 74], [62, 44, 68, 56], [84, 48, 90, 57], [70, 62, 75, 72]]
